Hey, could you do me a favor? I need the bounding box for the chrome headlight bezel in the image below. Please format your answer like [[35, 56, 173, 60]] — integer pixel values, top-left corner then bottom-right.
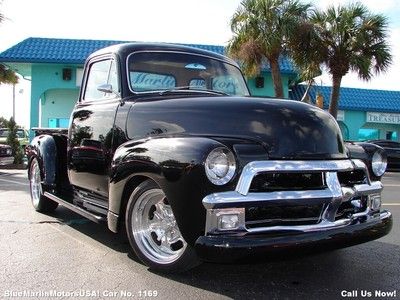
[[205, 147, 236, 185], [371, 150, 387, 177]]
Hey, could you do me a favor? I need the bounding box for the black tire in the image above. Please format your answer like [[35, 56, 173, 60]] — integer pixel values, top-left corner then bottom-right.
[[28, 158, 58, 212], [125, 179, 200, 273]]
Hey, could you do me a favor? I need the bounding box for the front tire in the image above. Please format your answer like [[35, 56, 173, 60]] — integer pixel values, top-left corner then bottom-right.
[[125, 180, 199, 273], [29, 158, 58, 212]]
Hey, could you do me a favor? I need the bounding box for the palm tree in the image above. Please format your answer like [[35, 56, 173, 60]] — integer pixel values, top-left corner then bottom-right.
[[0, 10, 18, 85], [227, 0, 311, 98], [290, 3, 392, 118], [0, 64, 18, 85]]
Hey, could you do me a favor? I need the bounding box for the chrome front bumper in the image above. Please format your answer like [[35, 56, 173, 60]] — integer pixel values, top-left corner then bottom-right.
[[202, 159, 384, 235]]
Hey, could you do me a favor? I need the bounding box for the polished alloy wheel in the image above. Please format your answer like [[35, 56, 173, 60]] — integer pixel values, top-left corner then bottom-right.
[[132, 188, 187, 264], [30, 159, 42, 207]]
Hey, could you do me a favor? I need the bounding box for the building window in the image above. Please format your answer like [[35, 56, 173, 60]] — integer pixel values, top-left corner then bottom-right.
[[48, 118, 69, 128], [386, 131, 398, 141], [358, 128, 379, 141]]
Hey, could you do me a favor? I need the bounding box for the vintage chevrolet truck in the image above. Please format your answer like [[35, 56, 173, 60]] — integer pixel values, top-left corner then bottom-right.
[[26, 43, 392, 272]]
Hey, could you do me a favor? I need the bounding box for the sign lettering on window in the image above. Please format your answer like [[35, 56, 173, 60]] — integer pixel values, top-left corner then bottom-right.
[[366, 112, 400, 125]]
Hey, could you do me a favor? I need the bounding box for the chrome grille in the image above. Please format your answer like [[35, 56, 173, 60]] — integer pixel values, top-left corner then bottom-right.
[[249, 172, 325, 192], [203, 159, 383, 235]]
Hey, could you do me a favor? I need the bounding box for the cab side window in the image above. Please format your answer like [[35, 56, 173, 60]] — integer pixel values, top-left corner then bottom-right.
[[84, 59, 118, 101]]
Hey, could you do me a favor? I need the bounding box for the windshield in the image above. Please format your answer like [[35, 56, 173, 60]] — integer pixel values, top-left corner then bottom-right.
[[127, 51, 250, 96]]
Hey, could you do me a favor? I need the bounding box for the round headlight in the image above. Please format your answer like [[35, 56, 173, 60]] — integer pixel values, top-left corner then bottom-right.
[[372, 151, 387, 177], [205, 147, 236, 185], [6, 148, 12, 155]]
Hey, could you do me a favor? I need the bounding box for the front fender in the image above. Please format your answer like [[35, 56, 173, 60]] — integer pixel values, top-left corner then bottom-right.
[[109, 137, 238, 244], [345, 141, 386, 181]]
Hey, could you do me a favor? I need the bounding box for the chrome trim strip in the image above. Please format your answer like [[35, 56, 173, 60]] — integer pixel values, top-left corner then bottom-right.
[[44, 192, 104, 223], [247, 219, 352, 233], [354, 181, 383, 194], [323, 172, 343, 222], [246, 211, 391, 234], [203, 181, 383, 210], [352, 159, 372, 184], [203, 189, 334, 209], [236, 160, 355, 196]]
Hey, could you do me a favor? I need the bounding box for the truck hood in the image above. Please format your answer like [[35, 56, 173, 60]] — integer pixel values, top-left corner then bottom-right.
[[126, 96, 346, 159]]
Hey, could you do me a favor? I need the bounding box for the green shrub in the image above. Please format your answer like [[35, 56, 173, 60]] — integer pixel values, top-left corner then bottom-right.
[[6, 117, 23, 164]]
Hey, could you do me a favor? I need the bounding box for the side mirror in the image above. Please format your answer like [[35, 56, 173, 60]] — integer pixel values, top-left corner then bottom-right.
[[97, 84, 114, 94]]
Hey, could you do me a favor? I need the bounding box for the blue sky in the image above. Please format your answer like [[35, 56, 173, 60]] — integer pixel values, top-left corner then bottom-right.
[[0, 0, 399, 127]]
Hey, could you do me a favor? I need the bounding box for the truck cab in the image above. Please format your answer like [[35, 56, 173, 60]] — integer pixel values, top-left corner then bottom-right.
[[26, 43, 392, 273]]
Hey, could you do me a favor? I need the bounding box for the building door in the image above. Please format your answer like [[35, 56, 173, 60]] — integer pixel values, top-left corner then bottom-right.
[[386, 131, 398, 141]]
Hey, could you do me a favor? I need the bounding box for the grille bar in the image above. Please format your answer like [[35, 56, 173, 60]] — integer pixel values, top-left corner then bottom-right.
[[236, 160, 355, 196]]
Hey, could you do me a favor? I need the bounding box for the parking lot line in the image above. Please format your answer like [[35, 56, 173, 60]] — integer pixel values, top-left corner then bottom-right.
[[0, 177, 29, 186]]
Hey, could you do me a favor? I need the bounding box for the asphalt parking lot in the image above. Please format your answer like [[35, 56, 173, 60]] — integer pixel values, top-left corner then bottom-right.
[[0, 169, 399, 300]]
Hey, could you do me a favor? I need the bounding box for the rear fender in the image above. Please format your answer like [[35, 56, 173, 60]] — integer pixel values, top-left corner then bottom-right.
[[26, 134, 68, 191]]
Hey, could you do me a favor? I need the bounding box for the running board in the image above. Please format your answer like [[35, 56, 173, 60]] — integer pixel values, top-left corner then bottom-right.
[[44, 192, 104, 223]]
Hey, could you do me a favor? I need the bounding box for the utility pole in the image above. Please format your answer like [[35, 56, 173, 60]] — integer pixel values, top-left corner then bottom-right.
[[12, 83, 15, 120]]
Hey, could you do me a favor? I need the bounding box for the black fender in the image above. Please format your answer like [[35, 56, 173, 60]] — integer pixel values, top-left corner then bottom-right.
[[26, 134, 69, 193], [345, 141, 387, 181], [108, 136, 244, 245]]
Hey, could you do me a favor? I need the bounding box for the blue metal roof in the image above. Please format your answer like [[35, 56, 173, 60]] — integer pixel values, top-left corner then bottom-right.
[[290, 84, 400, 113], [0, 37, 296, 73], [0, 37, 134, 64]]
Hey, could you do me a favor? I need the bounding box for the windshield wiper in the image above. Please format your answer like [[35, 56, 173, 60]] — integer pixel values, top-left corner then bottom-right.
[[158, 87, 229, 96]]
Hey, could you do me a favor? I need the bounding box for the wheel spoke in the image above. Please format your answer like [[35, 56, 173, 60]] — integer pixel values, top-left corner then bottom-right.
[[152, 210, 163, 221], [154, 202, 166, 216], [167, 231, 181, 244], [148, 219, 162, 232], [160, 236, 172, 252], [171, 223, 186, 241]]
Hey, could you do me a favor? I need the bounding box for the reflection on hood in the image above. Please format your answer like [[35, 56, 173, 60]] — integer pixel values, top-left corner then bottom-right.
[[127, 97, 346, 160]]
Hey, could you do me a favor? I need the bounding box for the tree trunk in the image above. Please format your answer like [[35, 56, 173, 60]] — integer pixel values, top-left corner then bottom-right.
[[329, 75, 342, 119], [269, 58, 284, 98]]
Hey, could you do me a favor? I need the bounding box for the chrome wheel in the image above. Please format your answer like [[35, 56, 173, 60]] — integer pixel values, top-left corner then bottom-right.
[[30, 159, 42, 207], [131, 188, 187, 265]]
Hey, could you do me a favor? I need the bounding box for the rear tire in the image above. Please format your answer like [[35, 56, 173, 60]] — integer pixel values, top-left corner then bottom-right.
[[29, 158, 58, 212], [125, 179, 199, 273]]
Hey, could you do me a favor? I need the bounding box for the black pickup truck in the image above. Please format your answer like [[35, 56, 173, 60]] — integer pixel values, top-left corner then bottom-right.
[[26, 43, 392, 273]]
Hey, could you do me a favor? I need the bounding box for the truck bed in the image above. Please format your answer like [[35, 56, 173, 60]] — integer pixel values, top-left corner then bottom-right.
[[31, 127, 68, 136]]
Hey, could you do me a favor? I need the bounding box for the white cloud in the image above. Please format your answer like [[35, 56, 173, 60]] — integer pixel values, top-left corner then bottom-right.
[[0, 0, 242, 50], [313, 0, 399, 12]]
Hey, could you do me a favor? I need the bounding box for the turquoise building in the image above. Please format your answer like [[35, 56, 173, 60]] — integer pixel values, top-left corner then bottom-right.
[[0, 37, 399, 142], [290, 85, 400, 141]]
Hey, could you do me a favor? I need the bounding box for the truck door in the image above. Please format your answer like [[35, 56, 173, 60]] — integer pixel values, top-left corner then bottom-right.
[[68, 57, 120, 203]]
